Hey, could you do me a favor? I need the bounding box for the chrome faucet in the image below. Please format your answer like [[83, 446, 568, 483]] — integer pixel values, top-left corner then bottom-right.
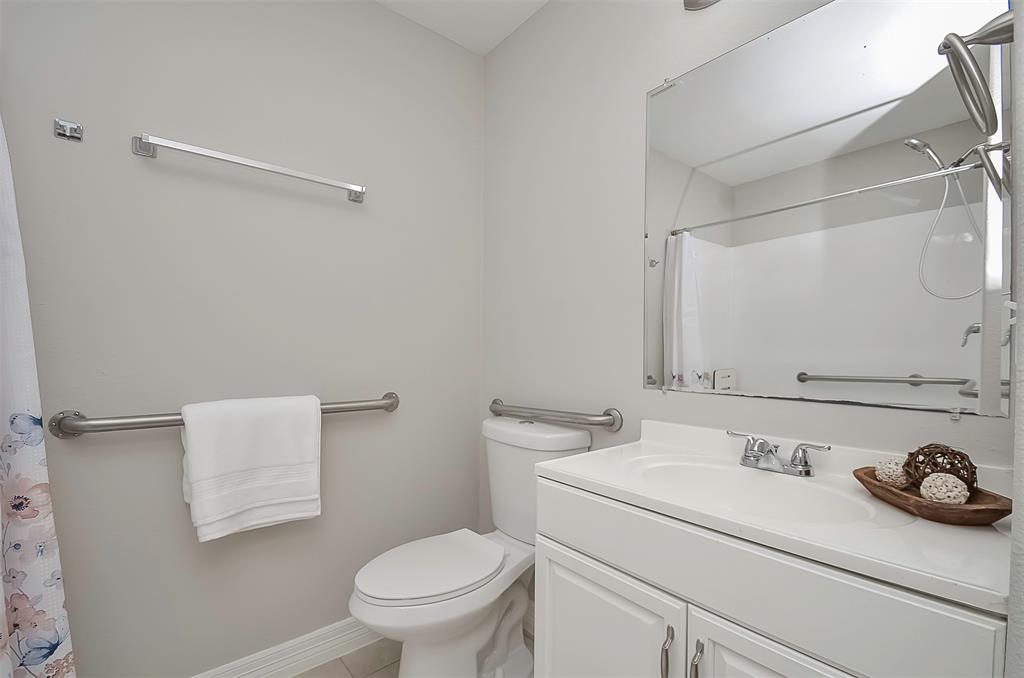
[[961, 322, 1011, 347], [961, 322, 981, 347], [726, 431, 831, 477]]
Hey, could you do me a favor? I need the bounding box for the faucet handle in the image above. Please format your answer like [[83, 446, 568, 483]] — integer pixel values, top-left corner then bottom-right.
[[726, 430, 755, 445], [790, 442, 831, 470], [726, 430, 758, 459], [727, 430, 773, 459]]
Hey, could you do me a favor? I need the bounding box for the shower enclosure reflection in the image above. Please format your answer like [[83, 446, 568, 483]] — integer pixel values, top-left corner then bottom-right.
[[643, 0, 1012, 416]]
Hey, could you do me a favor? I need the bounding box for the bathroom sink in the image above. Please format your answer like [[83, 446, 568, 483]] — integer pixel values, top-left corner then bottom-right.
[[535, 422, 1011, 615], [629, 457, 914, 528]]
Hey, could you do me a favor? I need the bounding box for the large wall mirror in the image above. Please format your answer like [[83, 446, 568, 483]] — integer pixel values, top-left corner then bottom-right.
[[644, 0, 1013, 417]]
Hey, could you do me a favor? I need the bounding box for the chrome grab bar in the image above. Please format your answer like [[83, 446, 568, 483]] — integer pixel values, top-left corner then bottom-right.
[[796, 372, 968, 387], [797, 373, 1010, 400], [958, 379, 1010, 399], [47, 393, 399, 438], [938, 10, 1013, 135], [131, 133, 367, 203], [489, 399, 623, 432]]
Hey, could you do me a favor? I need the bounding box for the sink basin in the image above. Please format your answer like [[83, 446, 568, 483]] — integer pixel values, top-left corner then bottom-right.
[[626, 456, 914, 529]]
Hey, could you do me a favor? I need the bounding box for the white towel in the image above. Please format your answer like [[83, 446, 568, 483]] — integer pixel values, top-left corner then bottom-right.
[[181, 395, 321, 542]]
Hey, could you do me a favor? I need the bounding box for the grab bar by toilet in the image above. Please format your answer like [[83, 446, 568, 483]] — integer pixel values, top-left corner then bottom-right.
[[48, 392, 399, 438], [489, 399, 623, 432]]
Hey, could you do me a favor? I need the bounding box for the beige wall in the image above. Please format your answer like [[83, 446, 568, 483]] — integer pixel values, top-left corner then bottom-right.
[[0, 2, 484, 675], [481, 0, 1011, 524], [643, 149, 734, 383]]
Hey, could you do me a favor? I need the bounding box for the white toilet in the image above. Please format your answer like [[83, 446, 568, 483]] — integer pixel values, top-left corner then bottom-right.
[[349, 417, 591, 678]]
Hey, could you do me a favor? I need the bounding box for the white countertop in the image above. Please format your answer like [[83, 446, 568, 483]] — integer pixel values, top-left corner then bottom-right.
[[535, 420, 1011, 615]]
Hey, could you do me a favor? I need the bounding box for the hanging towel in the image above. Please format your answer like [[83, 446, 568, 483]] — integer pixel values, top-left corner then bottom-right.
[[663, 232, 707, 389], [181, 395, 321, 542]]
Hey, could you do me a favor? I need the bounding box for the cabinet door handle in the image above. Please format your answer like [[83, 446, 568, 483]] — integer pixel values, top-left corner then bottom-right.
[[689, 639, 704, 678], [660, 625, 675, 678]]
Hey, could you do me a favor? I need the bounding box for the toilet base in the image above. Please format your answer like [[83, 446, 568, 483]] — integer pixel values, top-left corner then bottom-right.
[[490, 641, 532, 678], [398, 581, 531, 678]]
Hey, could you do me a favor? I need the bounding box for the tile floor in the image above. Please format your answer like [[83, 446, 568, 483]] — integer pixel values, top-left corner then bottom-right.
[[297, 638, 402, 678], [297, 631, 534, 677]]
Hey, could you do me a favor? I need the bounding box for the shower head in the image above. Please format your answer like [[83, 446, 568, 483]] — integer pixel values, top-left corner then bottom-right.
[[903, 137, 946, 170], [904, 137, 930, 153]]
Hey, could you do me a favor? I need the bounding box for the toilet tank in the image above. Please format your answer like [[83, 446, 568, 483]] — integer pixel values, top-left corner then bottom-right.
[[482, 417, 590, 544]]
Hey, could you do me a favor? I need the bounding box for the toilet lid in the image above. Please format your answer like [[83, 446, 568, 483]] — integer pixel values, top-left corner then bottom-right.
[[354, 529, 506, 606]]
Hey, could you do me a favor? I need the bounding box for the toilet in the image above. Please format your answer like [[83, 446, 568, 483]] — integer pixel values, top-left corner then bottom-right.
[[349, 417, 591, 678]]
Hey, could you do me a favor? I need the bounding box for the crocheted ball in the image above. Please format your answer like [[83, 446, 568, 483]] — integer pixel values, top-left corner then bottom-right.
[[919, 473, 970, 505], [875, 458, 910, 488]]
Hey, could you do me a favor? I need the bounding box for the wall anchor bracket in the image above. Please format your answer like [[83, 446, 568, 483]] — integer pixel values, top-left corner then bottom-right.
[[131, 136, 157, 157], [53, 118, 83, 142]]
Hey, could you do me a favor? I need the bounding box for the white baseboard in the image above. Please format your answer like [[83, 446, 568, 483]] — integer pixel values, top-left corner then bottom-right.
[[193, 617, 381, 678]]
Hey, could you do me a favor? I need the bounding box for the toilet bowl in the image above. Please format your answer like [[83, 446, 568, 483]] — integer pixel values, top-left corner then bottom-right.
[[349, 418, 591, 678]]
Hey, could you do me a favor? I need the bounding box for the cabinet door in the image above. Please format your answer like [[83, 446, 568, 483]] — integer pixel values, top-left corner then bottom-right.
[[535, 536, 687, 678], [687, 606, 852, 678]]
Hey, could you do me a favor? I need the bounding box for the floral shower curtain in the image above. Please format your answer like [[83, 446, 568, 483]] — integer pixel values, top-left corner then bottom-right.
[[0, 116, 73, 677]]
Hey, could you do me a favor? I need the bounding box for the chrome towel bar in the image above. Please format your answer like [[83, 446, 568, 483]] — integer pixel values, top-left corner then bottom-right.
[[48, 392, 399, 439], [131, 133, 367, 203], [489, 399, 623, 432]]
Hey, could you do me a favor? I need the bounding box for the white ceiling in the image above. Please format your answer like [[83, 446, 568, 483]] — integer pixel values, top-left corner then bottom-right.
[[376, 0, 549, 55], [649, 0, 1004, 186]]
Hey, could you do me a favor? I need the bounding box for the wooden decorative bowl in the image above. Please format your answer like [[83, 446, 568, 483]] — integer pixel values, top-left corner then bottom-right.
[[853, 467, 1012, 526]]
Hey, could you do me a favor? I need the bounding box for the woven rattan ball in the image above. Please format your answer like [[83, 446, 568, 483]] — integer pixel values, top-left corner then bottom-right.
[[902, 443, 977, 491]]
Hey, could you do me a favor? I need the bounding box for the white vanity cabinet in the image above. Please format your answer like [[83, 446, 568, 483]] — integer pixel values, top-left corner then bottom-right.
[[534, 476, 1007, 678], [685, 606, 850, 678], [534, 537, 687, 677], [536, 536, 851, 678]]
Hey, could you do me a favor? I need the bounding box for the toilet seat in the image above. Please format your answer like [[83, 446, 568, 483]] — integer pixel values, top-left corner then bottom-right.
[[355, 529, 506, 607]]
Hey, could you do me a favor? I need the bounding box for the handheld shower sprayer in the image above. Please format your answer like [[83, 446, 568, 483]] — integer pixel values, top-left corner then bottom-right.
[[903, 138, 944, 170], [902, 136, 982, 300]]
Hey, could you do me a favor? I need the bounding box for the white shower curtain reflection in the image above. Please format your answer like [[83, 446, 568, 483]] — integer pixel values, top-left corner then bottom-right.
[[663, 232, 707, 389], [0, 116, 74, 677]]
